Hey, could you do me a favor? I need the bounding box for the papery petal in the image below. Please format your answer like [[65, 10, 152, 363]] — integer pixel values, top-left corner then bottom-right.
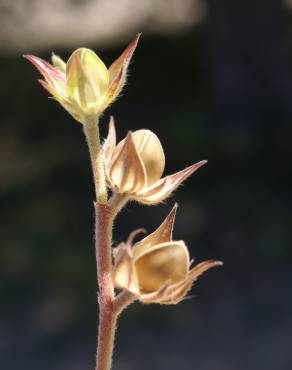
[[109, 132, 147, 194], [24, 55, 65, 95], [113, 129, 165, 187], [134, 241, 189, 293], [113, 243, 140, 294], [131, 130, 165, 185], [132, 204, 178, 258], [103, 116, 117, 166], [134, 160, 207, 205]]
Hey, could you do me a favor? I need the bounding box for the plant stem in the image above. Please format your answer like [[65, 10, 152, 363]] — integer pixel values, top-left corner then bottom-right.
[[96, 305, 117, 370], [83, 117, 116, 370], [83, 119, 131, 370], [83, 117, 108, 203], [95, 203, 116, 370]]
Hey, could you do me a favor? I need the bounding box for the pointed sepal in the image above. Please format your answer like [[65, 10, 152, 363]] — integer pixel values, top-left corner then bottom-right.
[[134, 160, 208, 204], [133, 204, 178, 257], [107, 33, 141, 104]]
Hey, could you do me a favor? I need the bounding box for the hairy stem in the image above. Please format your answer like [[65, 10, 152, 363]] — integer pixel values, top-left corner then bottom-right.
[[83, 120, 132, 370], [95, 203, 116, 370], [83, 117, 108, 203]]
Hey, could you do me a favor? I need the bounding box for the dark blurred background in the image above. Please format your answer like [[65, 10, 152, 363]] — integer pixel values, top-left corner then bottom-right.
[[1, 0, 292, 369]]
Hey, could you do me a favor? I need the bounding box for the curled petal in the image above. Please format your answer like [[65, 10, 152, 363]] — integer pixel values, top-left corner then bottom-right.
[[126, 228, 147, 246], [109, 132, 147, 194], [113, 243, 140, 294], [134, 160, 208, 205], [133, 203, 178, 258], [103, 116, 117, 166], [134, 241, 190, 293]]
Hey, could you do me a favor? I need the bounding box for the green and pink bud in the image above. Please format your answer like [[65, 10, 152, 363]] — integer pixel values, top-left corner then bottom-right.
[[24, 34, 141, 124]]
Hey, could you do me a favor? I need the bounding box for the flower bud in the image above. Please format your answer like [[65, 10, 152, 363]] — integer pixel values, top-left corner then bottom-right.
[[66, 48, 109, 116], [24, 34, 140, 123], [104, 118, 207, 204], [113, 205, 222, 304]]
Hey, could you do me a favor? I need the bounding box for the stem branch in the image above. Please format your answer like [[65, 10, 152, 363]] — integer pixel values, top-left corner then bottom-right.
[[113, 290, 136, 317]]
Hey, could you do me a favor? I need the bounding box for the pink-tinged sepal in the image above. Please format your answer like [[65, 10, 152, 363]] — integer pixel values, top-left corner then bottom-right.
[[109, 33, 141, 81], [24, 55, 65, 96], [24, 55, 65, 80], [134, 160, 208, 205], [106, 34, 141, 104]]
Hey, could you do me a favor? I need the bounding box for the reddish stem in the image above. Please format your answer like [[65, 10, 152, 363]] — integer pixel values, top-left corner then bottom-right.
[[95, 203, 116, 370]]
